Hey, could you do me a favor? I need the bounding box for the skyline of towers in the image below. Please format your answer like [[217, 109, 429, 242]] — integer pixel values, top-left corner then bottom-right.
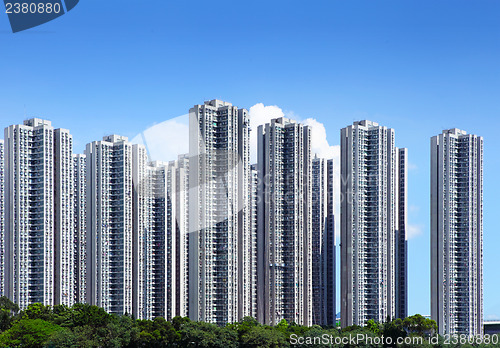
[[256, 117, 313, 326], [0, 107, 486, 335], [431, 128, 483, 336], [340, 120, 407, 327]]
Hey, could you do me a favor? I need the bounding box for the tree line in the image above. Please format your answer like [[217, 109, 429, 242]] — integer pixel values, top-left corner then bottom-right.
[[0, 296, 495, 347]]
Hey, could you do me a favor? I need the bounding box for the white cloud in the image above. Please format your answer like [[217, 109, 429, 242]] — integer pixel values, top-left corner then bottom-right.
[[303, 118, 338, 159], [407, 224, 424, 239], [408, 162, 418, 170], [132, 104, 341, 234], [248, 103, 340, 237], [485, 314, 500, 321], [248, 103, 337, 162], [248, 103, 284, 163], [409, 205, 420, 213], [132, 103, 339, 167], [131, 114, 189, 162]]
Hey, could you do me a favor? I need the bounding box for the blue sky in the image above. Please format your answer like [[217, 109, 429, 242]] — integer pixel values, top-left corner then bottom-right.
[[1, 0, 499, 319]]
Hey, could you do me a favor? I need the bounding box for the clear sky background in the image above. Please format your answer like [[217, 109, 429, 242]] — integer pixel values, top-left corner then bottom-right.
[[0, 0, 499, 319]]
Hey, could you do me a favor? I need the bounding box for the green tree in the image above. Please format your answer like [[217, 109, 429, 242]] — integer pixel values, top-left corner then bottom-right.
[[51, 305, 73, 327], [172, 316, 191, 332], [0, 296, 19, 332], [288, 322, 311, 337], [0, 318, 61, 348], [241, 326, 289, 348], [382, 317, 406, 344], [365, 319, 382, 335], [294, 327, 335, 347], [402, 314, 437, 337], [95, 313, 137, 348], [275, 319, 289, 336], [179, 321, 238, 348], [132, 317, 180, 347], [46, 327, 77, 348], [341, 324, 361, 333], [23, 303, 53, 321], [228, 316, 259, 340], [70, 303, 111, 328]]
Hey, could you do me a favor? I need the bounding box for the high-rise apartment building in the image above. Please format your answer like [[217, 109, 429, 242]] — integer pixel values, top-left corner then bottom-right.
[[175, 154, 190, 319], [340, 120, 407, 327], [138, 158, 189, 320], [0, 139, 4, 296], [188, 100, 250, 325], [247, 164, 258, 319], [396, 148, 408, 320], [431, 128, 483, 335], [73, 154, 87, 304], [132, 144, 149, 319], [86, 135, 134, 315], [54, 128, 75, 306], [4, 119, 75, 308], [311, 156, 336, 326], [256, 117, 313, 326]]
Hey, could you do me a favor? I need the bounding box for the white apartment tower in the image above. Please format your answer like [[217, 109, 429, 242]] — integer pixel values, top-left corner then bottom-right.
[[54, 128, 75, 306], [86, 135, 134, 315], [256, 117, 313, 326], [188, 100, 250, 325], [396, 147, 408, 320], [175, 154, 190, 319], [132, 144, 149, 319], [340, 120, 407, 327], [247, 164, 258, 319], [73, 154, 87, 304], [311, 156, 336, 326], [4, 119, 75, 308], [431, 128, 483, 336], [138, 157, 189, 320], [0, 139, 4, 296]]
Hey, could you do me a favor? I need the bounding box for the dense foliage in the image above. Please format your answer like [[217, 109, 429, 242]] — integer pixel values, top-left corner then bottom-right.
[[0, 296, 496, 347]]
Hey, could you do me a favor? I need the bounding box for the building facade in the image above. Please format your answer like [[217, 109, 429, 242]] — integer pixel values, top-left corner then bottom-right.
[[139, 158, 189, 320], [4, 119, 75, 308], [340, 120, 407, 327], [54, 128, 75, 307], [132, 144, 149, 319], [0, 139, 4, 296], [396, 148, 408, 320], [73, 154, 87, 304], [248, 164, 259, 319], [431, 128, 483, 335], [256, 117, 313, 326], [188, 100, 250, 325], [175, 155, 190, 319], [311, 156, 336, 326], [86, 135, 134, 315]]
